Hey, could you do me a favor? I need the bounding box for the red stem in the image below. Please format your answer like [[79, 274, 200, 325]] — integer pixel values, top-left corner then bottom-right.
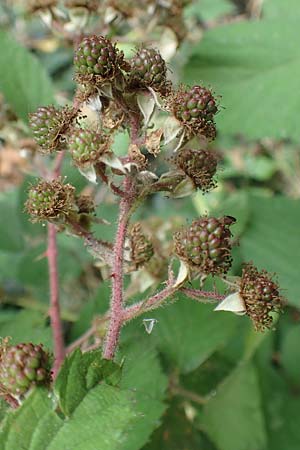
[[122, 284, 176, 322], [47, 223, 65, 378], [180, 287, 225, 302], [102, 178, 133, 359]]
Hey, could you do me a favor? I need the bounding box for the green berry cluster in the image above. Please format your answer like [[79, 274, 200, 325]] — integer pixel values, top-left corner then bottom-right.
[[0, 343, 51, 399], [29, 106, 75, 153], [26, 178, 76, 223], [68, 128, 110, 167], [174, 216, 235, 275]]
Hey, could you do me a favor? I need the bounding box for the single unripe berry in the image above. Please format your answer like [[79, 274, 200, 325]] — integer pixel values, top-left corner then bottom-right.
[[29, 106, 63, 152], [74, 35, 121, 80], [174, 216, 235, 275], [129, 47, 169, 94], [0, 343, 51, 400], [240, 263, 284, 331], [26, 178, 76, 223], [68, 128, 109, 167], [170, 85, 218, 139], [128, 223, 154, 269], [174, 148, 218, 192], [29, 105, 75, 153]]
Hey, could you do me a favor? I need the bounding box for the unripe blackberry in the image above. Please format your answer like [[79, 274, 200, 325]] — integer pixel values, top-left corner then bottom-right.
[[170, 85, 218, 139], [174, 148, 218, 192], [74, 35, 121, 81], [128, 223, 154, 269], [29, 106, 75, 154], [129, 47, 169, 94], [26, 178, 76, 223], [68, 128, 109, 167], [0, 343, 51, 400], [174, 216, 235, 275], [240, 263, 284, 331]]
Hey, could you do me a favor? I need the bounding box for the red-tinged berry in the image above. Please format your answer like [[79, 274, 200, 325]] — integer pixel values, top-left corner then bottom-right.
[[74, 35, 122, 82], [170, 85, 218, 139], [128, 47, 170, 94], [174, 216, 234, 275], [174, 148, 218, 192], [240, 263, 284, 331], [0, 342, 51, 401]]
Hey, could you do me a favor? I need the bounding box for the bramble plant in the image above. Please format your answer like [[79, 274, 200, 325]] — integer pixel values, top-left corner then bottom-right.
[[0, 1, 299, 449]]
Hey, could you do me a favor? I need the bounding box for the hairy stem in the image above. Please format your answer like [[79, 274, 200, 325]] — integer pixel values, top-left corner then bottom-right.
[[103, 177, 133, 359], [122, 283, 177, 322], [180, 287, 225, 302], [47, 223, 65, 378]]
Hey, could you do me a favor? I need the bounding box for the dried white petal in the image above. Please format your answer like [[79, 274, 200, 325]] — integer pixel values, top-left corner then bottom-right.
[[78, 165, 97, 184], [214, 292, 246, 316], [101, 153, 125, 173], [159, 28, 178, 61], [137, 93, 156, 127], [163, 116, 182, 145], [173, 260, 189, 288], [86, 95, 102, 113]]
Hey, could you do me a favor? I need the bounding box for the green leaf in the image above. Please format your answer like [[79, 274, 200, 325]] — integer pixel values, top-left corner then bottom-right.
[[0, 31, 55, 123], [0, 191, 24, 252], [54, 349, 122, 416], [0, 385, 136, 450], [280, 325, 300, 385], [46, 385, 135, 450], [240, 194, 300, 306], [0, 389, 57, 450], [183, 11, 300, 140], [119, 339, 168, 450], [0, 310, 52, 348], [255, 345, 300, 450], [147, 296, 238, 373], [201, 362, 267, 450]]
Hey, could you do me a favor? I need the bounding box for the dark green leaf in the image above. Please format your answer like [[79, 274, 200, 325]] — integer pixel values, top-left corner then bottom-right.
[[54, 349, 122, 416], [0, 385, 136, 450], [0, 310, 52, 348], [149, 297, 237, 373]]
